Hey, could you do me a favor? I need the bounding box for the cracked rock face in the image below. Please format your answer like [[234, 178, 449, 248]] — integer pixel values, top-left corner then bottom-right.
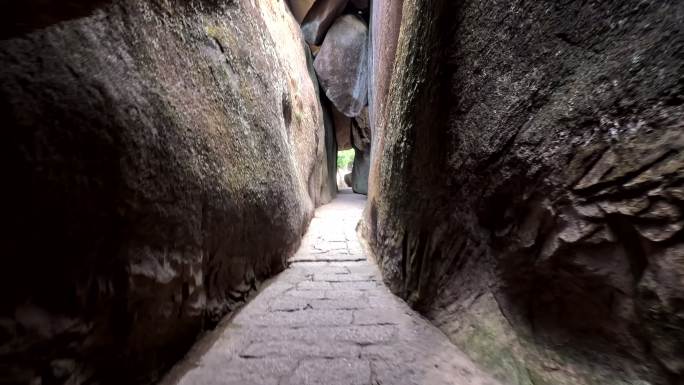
[[0, 0, 333, 383], [314, 14, 369, 118], [362, 1, 684, 385]]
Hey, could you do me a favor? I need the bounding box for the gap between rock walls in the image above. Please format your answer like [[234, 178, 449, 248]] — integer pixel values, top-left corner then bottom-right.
[[0, 0, 682, 385]]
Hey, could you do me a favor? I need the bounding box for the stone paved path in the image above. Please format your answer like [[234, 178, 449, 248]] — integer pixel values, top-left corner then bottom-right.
[[162, 190, 501, 385]]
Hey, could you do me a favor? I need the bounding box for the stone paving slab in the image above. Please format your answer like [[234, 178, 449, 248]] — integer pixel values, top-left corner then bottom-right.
[[161, 190, 501, 385]]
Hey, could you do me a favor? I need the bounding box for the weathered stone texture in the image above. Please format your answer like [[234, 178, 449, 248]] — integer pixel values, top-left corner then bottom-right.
[[332, 104, 353, 151], [301, 0, 349, 45], [352, 146, 370, 195], [322, 99, 339, 201], [362, 1, 684, 385], [304, 42, 338, 204], [314, 14, 369, 118], [0, 0, 332, 383], [368, 0, 403, 154], [352, 107, 371, 152], [351, 108, 371, 195]]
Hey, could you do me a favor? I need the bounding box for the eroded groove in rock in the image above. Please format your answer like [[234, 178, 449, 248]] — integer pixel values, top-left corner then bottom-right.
[[0, 0, 335, 383], [362, 0, 684, 384]]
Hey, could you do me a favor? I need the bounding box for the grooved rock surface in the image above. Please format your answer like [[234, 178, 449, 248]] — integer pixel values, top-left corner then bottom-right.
[[0, 0, 333, 383], [314, 14, 369, 118], [301, 0, 349, 45], [368, 0, 403, 146], [362, 1, 684, 385]]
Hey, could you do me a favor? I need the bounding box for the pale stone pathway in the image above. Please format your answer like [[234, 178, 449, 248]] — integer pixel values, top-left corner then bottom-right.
[[162, 190, 500, 385]]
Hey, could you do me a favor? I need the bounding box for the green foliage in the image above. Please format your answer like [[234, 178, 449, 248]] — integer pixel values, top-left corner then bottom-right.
[[337, 149, 355, 171]]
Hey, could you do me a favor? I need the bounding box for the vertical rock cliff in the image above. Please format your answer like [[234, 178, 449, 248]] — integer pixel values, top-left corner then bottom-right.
[[363, 1, 684, 384], [0, 0, 334, 383]]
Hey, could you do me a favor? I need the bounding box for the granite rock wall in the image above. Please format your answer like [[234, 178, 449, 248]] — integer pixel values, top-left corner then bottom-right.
[[363, 1, 684, 384], [0, 0, 333, 383]]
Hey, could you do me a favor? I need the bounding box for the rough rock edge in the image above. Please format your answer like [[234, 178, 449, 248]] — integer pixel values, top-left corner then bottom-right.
[[362, 0, 684, 385]]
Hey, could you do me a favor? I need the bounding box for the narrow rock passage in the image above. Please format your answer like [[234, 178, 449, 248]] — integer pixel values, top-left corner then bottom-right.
[[163, 190, 500, 385]]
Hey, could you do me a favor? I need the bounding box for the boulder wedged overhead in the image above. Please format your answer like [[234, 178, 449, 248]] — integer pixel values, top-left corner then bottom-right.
[[300, 0, 349, 45], [0, 0, 331, 383], [314, 14, 369, 118], [362, 1, 684, 385]]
